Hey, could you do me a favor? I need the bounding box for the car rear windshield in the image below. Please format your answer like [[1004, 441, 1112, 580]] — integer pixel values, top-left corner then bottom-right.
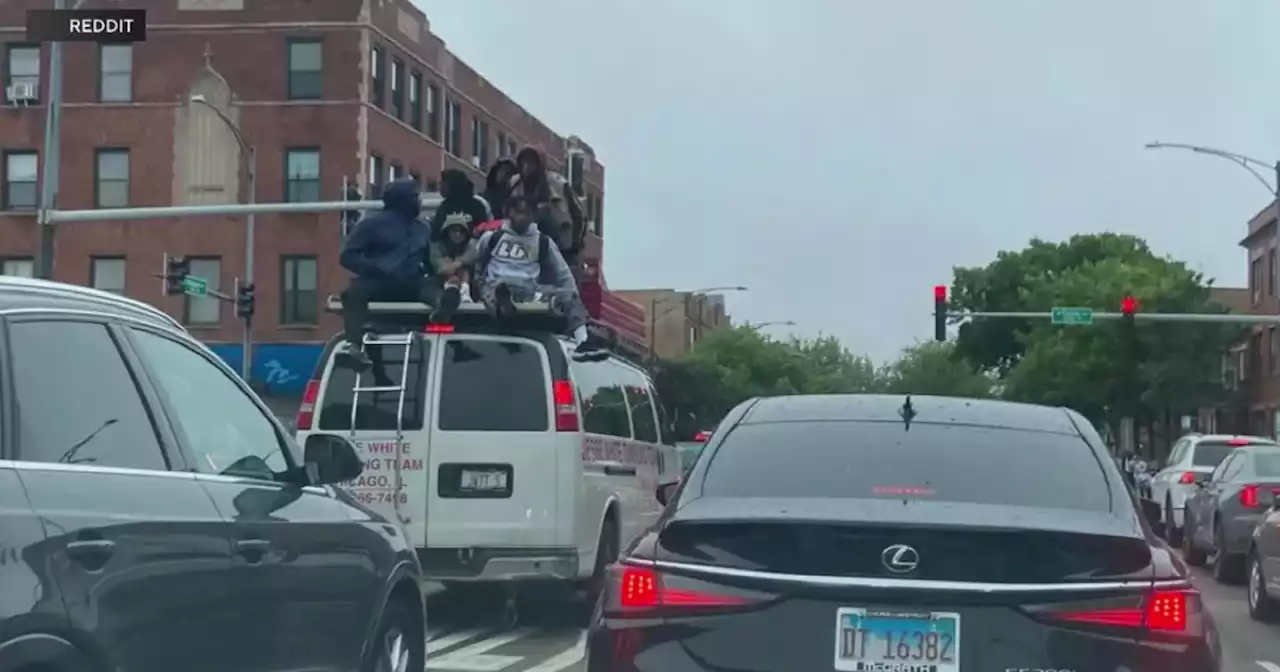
[[1191, 442, 1240, 467], [702, 421, 1111, 511], [437, 338, 549, 432], [1254, 452, 1280, 477], [317, 340, 428, 431]]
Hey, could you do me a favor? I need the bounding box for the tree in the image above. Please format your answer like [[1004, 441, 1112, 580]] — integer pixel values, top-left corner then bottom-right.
[[879, 341, 993, 398]]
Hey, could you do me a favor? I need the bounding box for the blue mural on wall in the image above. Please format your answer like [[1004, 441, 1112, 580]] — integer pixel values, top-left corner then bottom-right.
[[205, 342, 325, 396]]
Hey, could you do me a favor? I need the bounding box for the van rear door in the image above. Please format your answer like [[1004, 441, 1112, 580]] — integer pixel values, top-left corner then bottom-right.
[[302, 336, 434, 548], [427, 334, 567, 548]]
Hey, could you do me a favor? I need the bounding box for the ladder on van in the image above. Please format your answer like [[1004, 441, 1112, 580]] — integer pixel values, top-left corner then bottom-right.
[[348, 331, 416, 526]]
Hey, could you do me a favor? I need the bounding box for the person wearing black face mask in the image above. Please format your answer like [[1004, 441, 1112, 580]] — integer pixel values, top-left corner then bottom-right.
[[337, 177, 454, 371]]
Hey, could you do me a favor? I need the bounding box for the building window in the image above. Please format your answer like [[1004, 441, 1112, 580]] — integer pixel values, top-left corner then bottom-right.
[[183, 257, 222, 326], [471, 118, 489, 169], [369, 154, 384, 197], [445, 102, 462, 156], [287, 38, 322, 100], [6, 45, 40, 102], [0, 257, 33, 277], [390, 57, 404, 119], [1272, 328, 1280, 375], [408, 72, 422, 131], [98, 44, 132, 102], [370, 45, 385, 108], [1271, 248, 1277, 298], [94, 148, 130, 208], [1253, 257, 1264, 304], [507, 139, 517, 159], [90, 256, 126, 295], [284, 148, 320, 202], [426, 84, 441, 141], [280, 255, 318, 325], [497, 132, 508, 158], [390, 163, 403, 182], [3, 151, 37, 210]]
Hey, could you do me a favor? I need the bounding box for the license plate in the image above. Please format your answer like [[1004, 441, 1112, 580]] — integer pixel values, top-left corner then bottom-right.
[[834, 607, 960, 672], [460, 469, 508, 491]]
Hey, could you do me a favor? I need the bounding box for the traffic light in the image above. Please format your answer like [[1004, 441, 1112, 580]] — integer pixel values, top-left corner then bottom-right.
[[1121, 295, 1139, 316], [934, 285, 947, 342], [236, 281, 256, 319], [163, 253, 190, 296]]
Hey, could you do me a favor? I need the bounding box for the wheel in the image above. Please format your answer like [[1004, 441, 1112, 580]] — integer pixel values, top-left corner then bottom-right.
[[586, 516, 620, 612], [1183, 519, 1207, 566], [1212, 524, 1244, 584], [1248, 551, 1279, 622], [1164, 498, 1183, 546], [364, 598, 425, 672]]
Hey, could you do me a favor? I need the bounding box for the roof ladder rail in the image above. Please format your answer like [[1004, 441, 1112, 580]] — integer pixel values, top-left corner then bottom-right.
[[347, 331, 416, 527]]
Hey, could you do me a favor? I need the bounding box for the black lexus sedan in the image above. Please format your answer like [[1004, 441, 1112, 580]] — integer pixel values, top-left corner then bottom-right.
[[586, 394, 1219, 672]]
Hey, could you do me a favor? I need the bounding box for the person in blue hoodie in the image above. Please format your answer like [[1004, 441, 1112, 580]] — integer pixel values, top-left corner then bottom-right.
[[338, 178, 459, 371], [475, 195, 601, 357]]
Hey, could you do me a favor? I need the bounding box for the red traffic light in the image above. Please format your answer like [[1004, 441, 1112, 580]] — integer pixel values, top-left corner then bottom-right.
[[934, 285, 947, 301], [1121, 296, 1138, 314]]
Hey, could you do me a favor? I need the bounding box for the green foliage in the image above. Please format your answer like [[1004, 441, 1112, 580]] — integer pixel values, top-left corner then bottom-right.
[[879, 342, 993, 398]]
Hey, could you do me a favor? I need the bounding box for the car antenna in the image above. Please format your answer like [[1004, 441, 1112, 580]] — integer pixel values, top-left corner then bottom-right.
[[898, 396, 916, 431]]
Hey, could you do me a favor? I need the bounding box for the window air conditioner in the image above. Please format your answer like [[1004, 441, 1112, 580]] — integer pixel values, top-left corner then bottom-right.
[[6, 82, 36, 103]]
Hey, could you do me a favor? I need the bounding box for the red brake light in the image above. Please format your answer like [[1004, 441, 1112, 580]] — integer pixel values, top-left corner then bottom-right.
[[615, 565, 754, 613], [424, 323, 455, 334], [693, 431, 711, 443], [1048, 589, 1188, 632], [295, 379, 320, 430], [552, 379, 579, 431], [1242, 484, 1260, 508], [1178, 472, 1197, 485], [1228, 437, 1250, 446]]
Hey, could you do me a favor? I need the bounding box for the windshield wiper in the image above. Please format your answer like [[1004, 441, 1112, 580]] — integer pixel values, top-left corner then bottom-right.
[[59, 418, 119, 463]]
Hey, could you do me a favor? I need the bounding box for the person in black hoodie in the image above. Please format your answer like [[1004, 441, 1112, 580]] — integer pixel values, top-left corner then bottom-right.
[[338, 178, 454, 371], [513, 147, 587, 275], [482, 158, 518, 220], [429, 169, 491, 241]]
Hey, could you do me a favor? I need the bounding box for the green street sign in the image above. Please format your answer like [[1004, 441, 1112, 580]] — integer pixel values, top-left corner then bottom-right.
[[181, 275, 208, 298], [1051, 306, 1093, 326]]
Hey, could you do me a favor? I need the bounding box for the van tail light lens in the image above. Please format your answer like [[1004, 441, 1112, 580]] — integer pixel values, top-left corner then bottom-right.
[[1033, 588, 1197, 635], [1242, 484, 1261, 508], [296, 379, 321, 430], [424, 323, 455, 334], [608, 564, 762, 616], [1178, 472, 1197, 485], [552, 379, 579, 431]]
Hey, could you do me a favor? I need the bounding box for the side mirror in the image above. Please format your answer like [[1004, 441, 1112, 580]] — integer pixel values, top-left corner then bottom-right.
[[656, 481, 680, 507], [1261, 489, 1278, 509], [1139, 499, 1163, 537], [304, 434, 363, 485]]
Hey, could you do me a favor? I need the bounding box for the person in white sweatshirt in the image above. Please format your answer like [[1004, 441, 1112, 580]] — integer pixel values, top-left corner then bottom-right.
[[475, 196, 601, 357]]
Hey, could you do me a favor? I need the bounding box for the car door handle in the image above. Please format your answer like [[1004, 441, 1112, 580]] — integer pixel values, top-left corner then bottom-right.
[[66, 540, 114, 568], [604, 465, 637, 476], [234, 539, 271, 560]]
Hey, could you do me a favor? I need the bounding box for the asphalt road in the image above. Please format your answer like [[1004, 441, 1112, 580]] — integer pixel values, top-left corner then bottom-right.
[[421, 566, 1280, 672]]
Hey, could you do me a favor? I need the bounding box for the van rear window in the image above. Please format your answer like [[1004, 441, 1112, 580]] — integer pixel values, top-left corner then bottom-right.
[[317, 341, 428, 431], [438, 339, 549, 432]]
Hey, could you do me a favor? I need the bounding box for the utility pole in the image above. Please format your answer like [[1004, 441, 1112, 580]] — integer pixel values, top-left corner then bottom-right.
[[36, 0, 85, 279]]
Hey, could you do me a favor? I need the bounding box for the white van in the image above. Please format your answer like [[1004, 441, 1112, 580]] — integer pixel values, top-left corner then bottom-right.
[[295, 299, 679, 596]]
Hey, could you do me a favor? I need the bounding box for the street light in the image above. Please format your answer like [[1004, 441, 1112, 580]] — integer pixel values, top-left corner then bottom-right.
[[746, 320, 796, 329], [190, 93, 258, 379]]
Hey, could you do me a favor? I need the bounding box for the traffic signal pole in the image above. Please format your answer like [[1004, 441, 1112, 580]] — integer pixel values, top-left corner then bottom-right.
[[945, 311, 1280, 324]]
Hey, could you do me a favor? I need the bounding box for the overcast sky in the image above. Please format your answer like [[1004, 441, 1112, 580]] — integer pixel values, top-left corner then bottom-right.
[[417, 0, 1280, 362]]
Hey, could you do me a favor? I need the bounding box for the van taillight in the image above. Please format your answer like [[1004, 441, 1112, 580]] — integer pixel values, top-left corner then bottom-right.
[[553, 379, 579, 431], [296, 379, 320, 430]]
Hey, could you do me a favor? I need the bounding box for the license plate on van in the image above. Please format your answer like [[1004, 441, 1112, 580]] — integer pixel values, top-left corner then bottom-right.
[[461, 469, 508, 491], [834, 607, 960, 672]]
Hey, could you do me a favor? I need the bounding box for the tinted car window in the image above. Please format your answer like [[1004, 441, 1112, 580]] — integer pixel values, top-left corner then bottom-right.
[[1192, 441, 1239, 467], [572, 357, 631, 438], [319, 340, 428, 431], [1254, 452, 1280, 477], [702, 421, 1111, 511], [619, 367, 659, 443], [11, 321, 166, 470], [131, 330, 290, 479], [438, 338, 548, 432]]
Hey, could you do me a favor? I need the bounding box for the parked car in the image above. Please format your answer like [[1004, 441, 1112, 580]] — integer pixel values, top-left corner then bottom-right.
[[1247, 487, 1280, 621], [0, 277, 426, 672], [1150, 434, 1272, 545], [1183, 442, 1280, 584]]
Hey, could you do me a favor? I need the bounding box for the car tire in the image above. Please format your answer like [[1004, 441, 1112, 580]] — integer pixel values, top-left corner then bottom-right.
[[1182, 519, 1207, 566], [1212, 524, 1244, 584], [1164, 498, 1183, 546], [1248, 551, 1279, 622], [364, 598, 425, 672], [586, 516, 619, 614]]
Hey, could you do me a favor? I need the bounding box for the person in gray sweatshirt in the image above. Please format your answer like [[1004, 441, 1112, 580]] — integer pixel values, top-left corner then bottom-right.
[[475, 196, 601, 356]]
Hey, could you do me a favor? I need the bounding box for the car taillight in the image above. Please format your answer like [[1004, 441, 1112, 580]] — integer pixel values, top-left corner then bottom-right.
[[1038, 589, 1191, 633], [1178, 472, 1197, 485], [610, 564, 759, 615], [1242, 484, 1261, 508], [424, 323, 455, 334], [552, 379, 579, 431], [1228, 437, 1251, 446], [296, 379, 320, 430]]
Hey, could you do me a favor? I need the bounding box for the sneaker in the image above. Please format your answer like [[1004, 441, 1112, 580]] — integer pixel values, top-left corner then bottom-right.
[[493, 283, 518, 320], [334, 350, 373, 372], [431, 286, 462, 324]]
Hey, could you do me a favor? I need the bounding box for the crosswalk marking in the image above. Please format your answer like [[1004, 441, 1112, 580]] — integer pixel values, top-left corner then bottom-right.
[[1257, 661, 1280, 672], [520, 630, 588, 672], [427, 628, 536, 671], [428, 627, 492, 655]]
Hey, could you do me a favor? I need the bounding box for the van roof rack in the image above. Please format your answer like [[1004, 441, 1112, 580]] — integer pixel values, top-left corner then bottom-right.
[[324, 293, 652, 368]]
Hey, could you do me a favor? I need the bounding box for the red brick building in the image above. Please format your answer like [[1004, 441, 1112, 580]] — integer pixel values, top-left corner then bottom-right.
[[1235, 203, 1280, 435], [0, 0, 613, 366]]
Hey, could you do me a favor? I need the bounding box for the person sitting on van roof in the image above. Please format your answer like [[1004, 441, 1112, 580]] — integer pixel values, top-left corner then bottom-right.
[[513, 147, 588, 280], [482, 158, 518, 220], [475, 195, 602, 357], [429, 213, 479, 308], [337, 177, 454, 371], [429, 169, 491, 240]]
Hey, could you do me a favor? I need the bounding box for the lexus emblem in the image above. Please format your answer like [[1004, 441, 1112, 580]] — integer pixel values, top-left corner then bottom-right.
[[881, 544, 920, 574]]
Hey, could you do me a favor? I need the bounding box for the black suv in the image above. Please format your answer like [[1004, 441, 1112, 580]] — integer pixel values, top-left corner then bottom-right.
[[0, 277, 426, 672]]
